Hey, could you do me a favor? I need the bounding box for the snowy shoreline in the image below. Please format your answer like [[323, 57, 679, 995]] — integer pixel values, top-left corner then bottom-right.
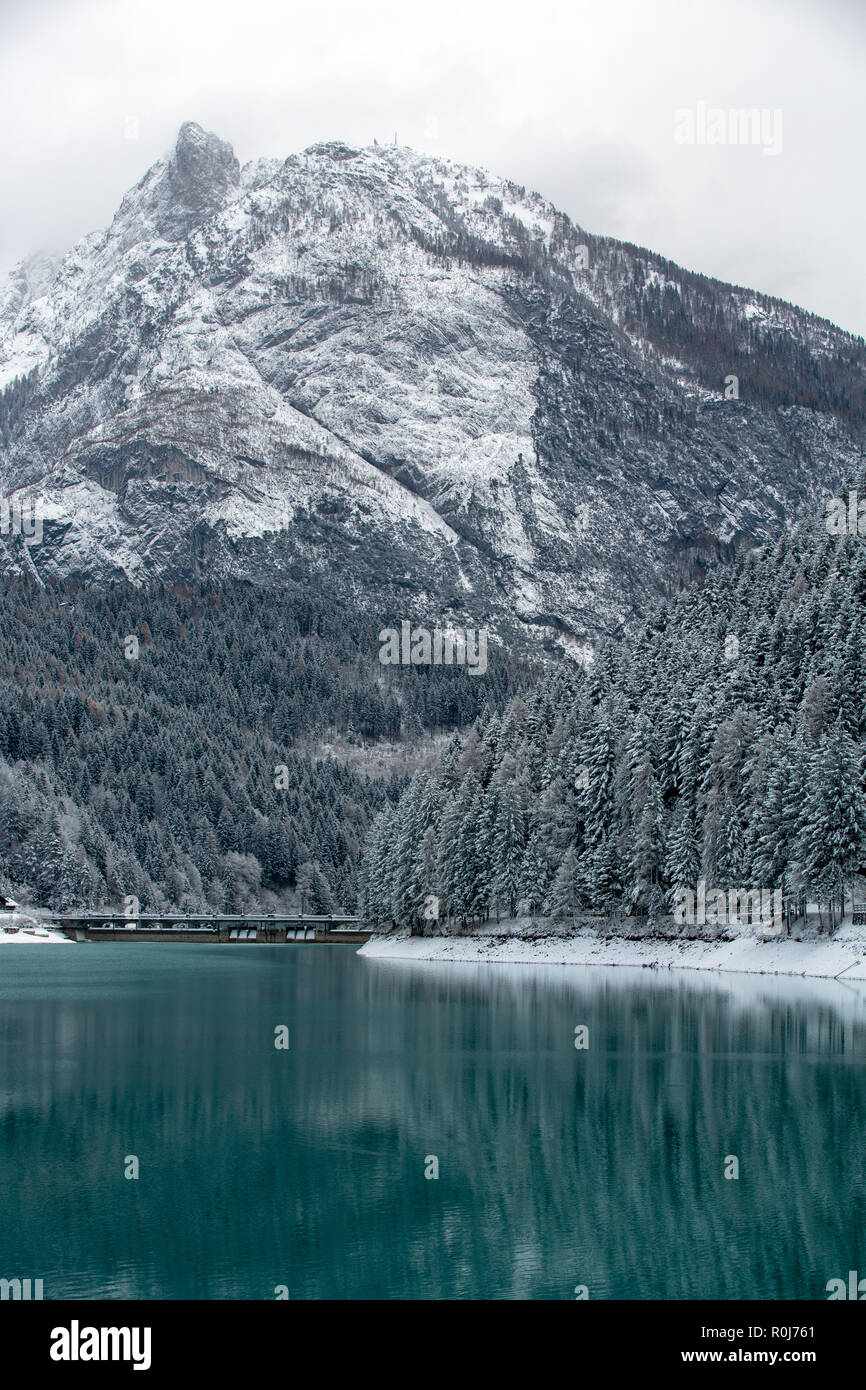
[[359, 920, 866, 980], [0, 914, 73, 944]]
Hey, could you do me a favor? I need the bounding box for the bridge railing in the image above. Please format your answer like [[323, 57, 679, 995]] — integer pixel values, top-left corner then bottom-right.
[[55, 913, 360, 926]]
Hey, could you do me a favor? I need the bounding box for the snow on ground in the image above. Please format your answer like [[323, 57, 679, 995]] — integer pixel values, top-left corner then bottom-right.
[[359, 917, 866, 980], [0, 914, 73, 944]]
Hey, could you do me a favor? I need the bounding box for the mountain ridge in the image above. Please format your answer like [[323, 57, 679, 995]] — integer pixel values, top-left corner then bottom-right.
[[1, 123, 864, 652]]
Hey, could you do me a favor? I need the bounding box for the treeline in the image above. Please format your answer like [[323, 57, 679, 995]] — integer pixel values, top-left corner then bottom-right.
[[592, 242, 866, 428], [403, 174, 866, 433], [0, 366, 39, 446], [360, 498, 866, 931], [0, 579, 531, 913]]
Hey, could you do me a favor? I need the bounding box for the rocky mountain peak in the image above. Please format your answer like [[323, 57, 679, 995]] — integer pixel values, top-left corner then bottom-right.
[[170, 121, 240, 202], [100, 122, 241, 251]]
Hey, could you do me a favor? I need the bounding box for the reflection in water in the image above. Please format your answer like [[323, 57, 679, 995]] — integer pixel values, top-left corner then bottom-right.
[[1, 947, 865, 1299]]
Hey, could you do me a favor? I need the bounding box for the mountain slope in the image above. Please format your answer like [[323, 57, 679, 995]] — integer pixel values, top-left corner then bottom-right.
[[1, 123, 864, 649]]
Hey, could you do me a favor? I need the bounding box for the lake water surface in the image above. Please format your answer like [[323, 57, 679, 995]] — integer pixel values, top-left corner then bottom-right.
[[1, 944, 864, 1299]]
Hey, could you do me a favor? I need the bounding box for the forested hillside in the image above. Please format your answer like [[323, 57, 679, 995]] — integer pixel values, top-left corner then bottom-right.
[[0, 579, 530, 913], [361, 495, 866, 931]]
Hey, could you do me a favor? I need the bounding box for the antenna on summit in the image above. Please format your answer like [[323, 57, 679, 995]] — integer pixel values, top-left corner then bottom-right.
[[394, 132, 397, 146]]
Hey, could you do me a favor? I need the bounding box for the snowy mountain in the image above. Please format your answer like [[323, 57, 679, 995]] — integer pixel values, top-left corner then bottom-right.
[[1, 122, 864, 649]]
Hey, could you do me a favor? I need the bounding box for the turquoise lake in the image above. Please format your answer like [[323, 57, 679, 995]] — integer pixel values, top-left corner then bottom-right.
[[1, 944, 864, 1300]]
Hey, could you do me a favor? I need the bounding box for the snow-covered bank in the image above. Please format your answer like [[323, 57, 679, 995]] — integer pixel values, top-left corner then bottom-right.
[[0, 915, 73, 944], [359, 919, 866, 980]]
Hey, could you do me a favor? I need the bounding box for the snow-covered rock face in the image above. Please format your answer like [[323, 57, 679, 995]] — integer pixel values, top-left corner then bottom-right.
[[1, 124, 864, 647]]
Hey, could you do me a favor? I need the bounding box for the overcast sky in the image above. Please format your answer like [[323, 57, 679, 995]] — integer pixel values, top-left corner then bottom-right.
[[2, 0, 864, 335]]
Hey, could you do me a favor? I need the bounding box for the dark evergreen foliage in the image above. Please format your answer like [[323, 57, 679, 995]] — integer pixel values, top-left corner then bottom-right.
[[0, 579, 531, 912], [362, 506, 866, 931]]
